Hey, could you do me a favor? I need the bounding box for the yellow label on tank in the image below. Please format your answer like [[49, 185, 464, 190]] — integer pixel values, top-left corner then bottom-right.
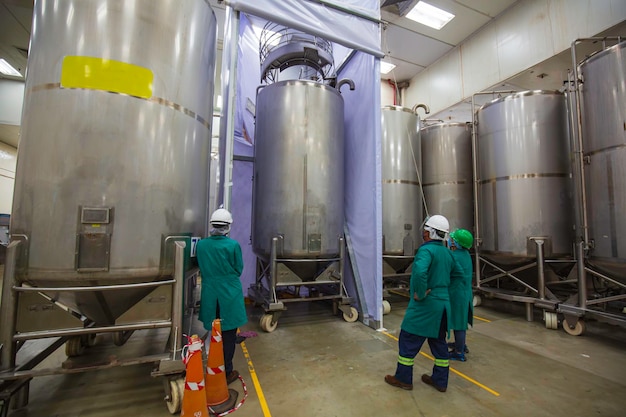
[[60, 56, 153, 99]]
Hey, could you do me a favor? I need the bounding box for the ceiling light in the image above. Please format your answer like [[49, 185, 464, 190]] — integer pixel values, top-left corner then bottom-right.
[[406, 1, 455, 30], [0, 59, 22, 77], [380, 61, 396, 74]]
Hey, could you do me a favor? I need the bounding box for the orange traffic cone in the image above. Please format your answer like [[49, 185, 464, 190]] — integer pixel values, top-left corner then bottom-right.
[[181, 334, 209, 417], [205, 319, 238, 415]]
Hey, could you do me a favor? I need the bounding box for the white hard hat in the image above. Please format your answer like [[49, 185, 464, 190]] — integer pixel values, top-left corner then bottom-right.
[[210, 208, 233, 225], [424, 214, 450, 234]]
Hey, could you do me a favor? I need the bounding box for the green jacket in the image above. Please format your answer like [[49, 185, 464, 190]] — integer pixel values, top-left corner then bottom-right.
[[449, 248, 473, 330], [401, 240, 462, 338], [196, 235, 247, 332]]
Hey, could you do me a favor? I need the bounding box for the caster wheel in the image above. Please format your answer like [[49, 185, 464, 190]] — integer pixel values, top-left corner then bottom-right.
[[82, 333, 97, 347], [544, 311, 558, 330], [65, 336, 84, 357], [563, 318, 586, 336], [343, 306, 359, 323], [165, 378, 184, 414], [260, 314, 278, 332], [113, 330, 133, 346], [382, 300, 391, 315], [472, 294, 482, 307]]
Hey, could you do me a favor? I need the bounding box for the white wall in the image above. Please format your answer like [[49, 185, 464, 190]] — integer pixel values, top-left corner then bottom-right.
[[0, 141, 17, 214], [404, 0, 626, 114], [0, 79, 24, 125]]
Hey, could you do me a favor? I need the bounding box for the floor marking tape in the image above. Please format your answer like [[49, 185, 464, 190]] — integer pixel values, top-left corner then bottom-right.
[[381, 330, 500, 397], [240, 341, 273, 416]]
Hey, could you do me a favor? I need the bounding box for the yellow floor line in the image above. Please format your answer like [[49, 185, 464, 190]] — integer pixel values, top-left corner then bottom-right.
[[381, 330, 500, 397], [473, 315, 491, 323], [240, 341, 273, 416]]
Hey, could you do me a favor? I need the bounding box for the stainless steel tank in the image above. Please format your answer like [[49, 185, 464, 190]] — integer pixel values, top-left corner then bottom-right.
[[252, 80, 345, 260], [579, 41, 626, 279], [476, 91, 573, 265], [381, 106, 422, 258], [10, 0, 217, 324], [421, 122, 473, 232]]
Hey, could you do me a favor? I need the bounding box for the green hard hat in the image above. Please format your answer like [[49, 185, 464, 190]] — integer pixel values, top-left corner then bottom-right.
[[450, 229, 474, 249]]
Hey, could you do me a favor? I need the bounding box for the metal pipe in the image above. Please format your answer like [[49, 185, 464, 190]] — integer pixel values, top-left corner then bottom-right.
[[336, 78, 355, 93], [471, 94, 480, 289], [170, 241, 185, 361], [16, 279, 175, 293], [0, 241, 20, 371], [570, 40, 590, 247], [411, 103, 430, 115], [535, 239, 546, 300], [13, 321, 172, 342]]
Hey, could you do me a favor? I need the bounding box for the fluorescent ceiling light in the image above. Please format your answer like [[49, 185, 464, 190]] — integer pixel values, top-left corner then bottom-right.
[[380, 61, 396, 74], [0, 58, 22, 77], [406, 1, 455, 30]]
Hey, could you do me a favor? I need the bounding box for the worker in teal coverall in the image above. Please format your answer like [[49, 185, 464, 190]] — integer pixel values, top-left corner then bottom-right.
[[447, 229, 474, 361], [385, 214, 464, 392], [196, 208, 247, 385]]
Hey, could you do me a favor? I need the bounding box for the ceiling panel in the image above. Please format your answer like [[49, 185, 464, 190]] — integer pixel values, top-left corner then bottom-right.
[[382, 24, 453, 67]]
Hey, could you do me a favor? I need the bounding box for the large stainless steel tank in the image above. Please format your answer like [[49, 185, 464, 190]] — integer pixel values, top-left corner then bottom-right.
[[579, 41, 626, 279], [252, 80, 345, 260], [10, 0, 217, 324], [476, 91, 573, 265], [381, 106, 422, 258], [421, 122, 473, 232]]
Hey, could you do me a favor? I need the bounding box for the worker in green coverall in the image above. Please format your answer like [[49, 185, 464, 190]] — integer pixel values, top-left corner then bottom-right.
[[447, 229, 474, 361], [385, 214, 464, 392], [196, 208, 247, 385]]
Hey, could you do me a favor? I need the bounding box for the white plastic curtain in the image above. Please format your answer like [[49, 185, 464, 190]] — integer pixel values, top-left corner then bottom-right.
[[221, 0, 384, 326]]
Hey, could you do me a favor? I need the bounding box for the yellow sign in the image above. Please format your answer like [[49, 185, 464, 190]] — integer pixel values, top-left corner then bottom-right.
[[60, 56, 153, 99]]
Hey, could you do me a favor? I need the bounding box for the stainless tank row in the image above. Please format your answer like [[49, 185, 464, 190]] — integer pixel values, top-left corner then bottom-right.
[[381, 40, 624, 286]]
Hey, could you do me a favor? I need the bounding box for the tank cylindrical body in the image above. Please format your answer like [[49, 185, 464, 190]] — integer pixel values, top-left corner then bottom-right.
[[252, 80, 345, 260], [579, 41, 626, 279], [476, 91, 573, 264], [10, 0, 217, 323], [421, 122, 473, 233], [381, 106, 422, 256]]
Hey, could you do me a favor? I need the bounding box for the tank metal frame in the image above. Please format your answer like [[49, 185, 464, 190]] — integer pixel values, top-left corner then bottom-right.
[[470, 90, 578, 327], [248, 236, 355, 331], [0, 241, 195, 414], [471, 37, 626, 334], [557, 37, 626, 332]]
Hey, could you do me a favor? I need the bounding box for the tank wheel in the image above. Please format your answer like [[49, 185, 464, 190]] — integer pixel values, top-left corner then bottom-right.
[[382, 300, 391, 315], [113, 330, 134, 346], [563, 318, 586, 336], [165, 378, 185, 414], [260, 314, 278, 333], [65, 336, 84, 357], [544, 311, 558, 330], [343, 306, 359, 323], [472, 294, 482, 307]]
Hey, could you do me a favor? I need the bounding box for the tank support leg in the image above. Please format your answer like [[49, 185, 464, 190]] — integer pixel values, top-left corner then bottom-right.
[[534, 239, 546, 300], [169, 241, 185, 361], [0, 240, 20, 371], [576, 241, 587, 309], [525, 303, 533, 322]]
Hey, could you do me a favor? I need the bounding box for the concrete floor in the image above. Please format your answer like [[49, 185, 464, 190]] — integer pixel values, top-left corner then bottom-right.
[[3, 290, 626, 416]]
